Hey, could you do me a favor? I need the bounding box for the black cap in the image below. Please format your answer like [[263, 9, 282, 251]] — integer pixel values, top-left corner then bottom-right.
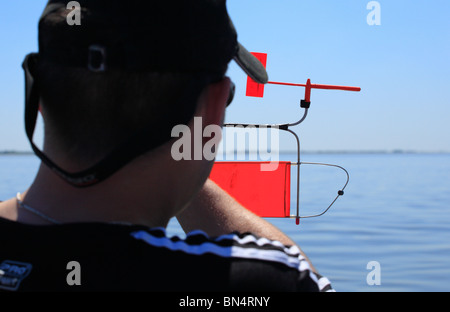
[[38, 0, 268, 83], [23, 0, 268, 187]]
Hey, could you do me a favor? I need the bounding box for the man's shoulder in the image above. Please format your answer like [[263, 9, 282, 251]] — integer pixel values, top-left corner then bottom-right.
[[0, 198, 17, 221], [0, 219, 300, 267], [132, 228, 302, 258], [131, 228, 334, 292], [132, 229, 313, 278], [0, 221, 332, 291], [0, 219, 305, 267]]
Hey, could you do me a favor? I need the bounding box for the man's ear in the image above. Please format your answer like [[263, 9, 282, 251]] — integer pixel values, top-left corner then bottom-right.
[[195, 77, 231, 127]]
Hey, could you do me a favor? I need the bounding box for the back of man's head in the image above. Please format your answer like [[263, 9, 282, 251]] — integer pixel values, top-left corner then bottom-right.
[[23, 0, 268, 187]]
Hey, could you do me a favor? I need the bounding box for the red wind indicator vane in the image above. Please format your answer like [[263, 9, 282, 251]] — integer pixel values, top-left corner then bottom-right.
[[245, 52, 361, 101], [210, 52, 358, 225]]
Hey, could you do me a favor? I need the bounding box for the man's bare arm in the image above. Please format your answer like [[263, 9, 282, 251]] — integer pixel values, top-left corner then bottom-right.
[[176, 178, 317, 273]]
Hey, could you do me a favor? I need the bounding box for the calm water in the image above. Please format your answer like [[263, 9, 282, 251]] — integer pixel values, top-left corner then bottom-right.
[[1, 153, 450, 292]]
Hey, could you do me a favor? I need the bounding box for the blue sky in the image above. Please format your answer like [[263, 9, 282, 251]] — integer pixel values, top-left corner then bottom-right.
[[1, 0, 449, 152]]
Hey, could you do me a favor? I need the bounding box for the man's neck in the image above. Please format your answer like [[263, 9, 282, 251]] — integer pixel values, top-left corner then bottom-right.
[[13, 153, 182, 227]]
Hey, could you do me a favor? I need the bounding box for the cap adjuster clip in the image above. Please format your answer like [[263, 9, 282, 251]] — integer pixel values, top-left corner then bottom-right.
[[88, 44, 107, 72]]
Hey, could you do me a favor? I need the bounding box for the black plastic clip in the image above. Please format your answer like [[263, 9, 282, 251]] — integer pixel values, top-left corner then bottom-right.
[[88, 45, 107, 72], [300, 99, 311, 109]]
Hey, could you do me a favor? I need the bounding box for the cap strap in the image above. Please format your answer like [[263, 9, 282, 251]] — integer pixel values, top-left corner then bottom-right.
[[22, 53, 212, 187]]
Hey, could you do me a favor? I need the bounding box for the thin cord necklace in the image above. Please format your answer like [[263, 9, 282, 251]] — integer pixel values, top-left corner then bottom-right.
[[16, 193, 61, 225]]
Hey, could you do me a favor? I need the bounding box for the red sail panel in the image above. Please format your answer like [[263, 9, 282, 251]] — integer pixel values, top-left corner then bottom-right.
[[209, 162, 291, 218], [245, 52, 268, 98]]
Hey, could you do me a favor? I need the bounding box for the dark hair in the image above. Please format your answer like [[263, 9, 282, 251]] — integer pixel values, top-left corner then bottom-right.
[[36, 60, 208, 164], [35, 6, 229, 167]]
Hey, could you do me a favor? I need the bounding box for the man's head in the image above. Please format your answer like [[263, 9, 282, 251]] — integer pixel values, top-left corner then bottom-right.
[[37, 59, 214, 170], [24, 0, 268, 187]]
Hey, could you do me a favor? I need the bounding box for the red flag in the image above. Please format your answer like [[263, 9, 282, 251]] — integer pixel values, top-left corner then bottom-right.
[[210, 161, 291, 218], [245, 52, 268, 98]]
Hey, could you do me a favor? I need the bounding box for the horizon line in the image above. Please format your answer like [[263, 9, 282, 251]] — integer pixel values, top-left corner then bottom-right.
[[1, 149, 450, 155]]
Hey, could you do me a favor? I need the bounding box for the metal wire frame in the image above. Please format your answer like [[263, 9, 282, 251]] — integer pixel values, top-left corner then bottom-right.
[[224, 107, 350, 224]]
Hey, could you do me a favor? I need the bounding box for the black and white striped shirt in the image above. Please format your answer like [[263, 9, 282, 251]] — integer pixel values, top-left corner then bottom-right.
[[0, 217, 333, 292]]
